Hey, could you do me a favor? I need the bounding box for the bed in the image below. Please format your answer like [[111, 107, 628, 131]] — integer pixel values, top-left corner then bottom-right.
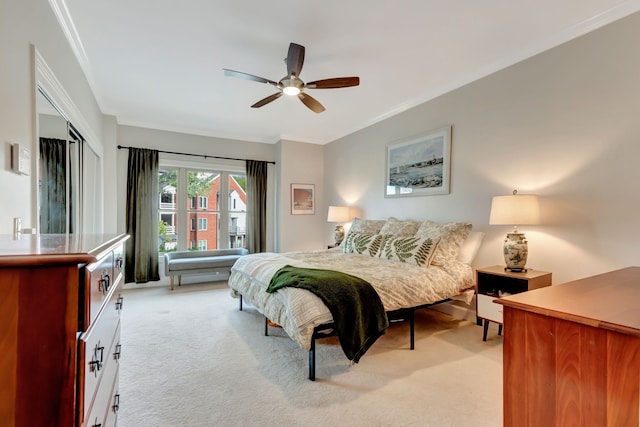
[[228, 217, 484, 380]]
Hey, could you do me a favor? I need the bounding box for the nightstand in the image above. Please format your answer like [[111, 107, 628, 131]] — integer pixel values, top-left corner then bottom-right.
[[476, 265, 551, 341]]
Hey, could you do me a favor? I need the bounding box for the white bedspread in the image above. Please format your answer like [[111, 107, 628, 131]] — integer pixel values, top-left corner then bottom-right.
[[228, 248, 474, 350]]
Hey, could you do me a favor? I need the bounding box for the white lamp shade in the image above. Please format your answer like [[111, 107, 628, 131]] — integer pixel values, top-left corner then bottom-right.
[[327, 206, 350, 223], [489, 194, 540, 226]]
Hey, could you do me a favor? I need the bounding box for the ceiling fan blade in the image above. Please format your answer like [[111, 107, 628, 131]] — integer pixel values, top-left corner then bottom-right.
[[287, 43, 305, 77], [298, 93, 325, 113], [251, 92, 283, 108], [223, 69, 279, 87], [305, 77, 360, 89]]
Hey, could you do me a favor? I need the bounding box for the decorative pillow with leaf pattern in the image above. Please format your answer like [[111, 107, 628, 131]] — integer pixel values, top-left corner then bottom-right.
[[339, 218, 386, 248], [379, 236, 440, 267], [342, 232, 387, 257], [415, 220, 472, 265]]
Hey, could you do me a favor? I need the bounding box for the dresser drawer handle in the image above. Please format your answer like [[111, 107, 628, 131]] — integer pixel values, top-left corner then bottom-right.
[[99, 271, 111, 294], [115, 295, 124, 311], [112, 394, 120, 413], [115, 256, 124, 271], [89, 358, 102, 375], [95, 342, 104, 362], [92, 418, 102, 427], [114, 343, 122, 361], [89, 342, 105, 375]]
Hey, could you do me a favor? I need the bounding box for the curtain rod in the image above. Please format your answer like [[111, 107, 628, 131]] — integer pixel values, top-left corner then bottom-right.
[[117, 145, 276, 164]]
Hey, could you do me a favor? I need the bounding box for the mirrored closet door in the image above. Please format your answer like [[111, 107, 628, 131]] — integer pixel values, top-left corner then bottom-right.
[[37, 87, 83, 234]]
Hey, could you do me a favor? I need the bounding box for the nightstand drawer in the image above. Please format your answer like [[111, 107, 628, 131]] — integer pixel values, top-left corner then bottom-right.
[[477, 294, 503, 323]]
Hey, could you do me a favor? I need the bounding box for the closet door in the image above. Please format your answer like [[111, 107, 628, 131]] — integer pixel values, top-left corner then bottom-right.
[[37, 87, 84, 234]]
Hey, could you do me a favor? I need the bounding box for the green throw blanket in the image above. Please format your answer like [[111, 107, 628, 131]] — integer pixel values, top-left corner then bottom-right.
[[266, 265, 389, 363]]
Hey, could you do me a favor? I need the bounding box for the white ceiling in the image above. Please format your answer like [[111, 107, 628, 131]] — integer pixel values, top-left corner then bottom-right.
[[55, 0, 640, 145]]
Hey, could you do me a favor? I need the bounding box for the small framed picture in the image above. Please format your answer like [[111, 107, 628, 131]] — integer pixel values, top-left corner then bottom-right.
[[291, 183, 315, 215]]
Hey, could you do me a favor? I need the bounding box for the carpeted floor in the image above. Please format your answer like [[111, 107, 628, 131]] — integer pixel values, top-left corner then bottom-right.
[[118, 281, 503, 426]]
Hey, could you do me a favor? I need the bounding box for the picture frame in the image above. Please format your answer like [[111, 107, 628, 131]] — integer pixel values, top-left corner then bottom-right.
[[385, 126, 451, 197], [291, 183, 315, 215]]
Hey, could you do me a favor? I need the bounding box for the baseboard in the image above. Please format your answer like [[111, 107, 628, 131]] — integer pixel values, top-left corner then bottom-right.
[[124, 272, 230, 290]]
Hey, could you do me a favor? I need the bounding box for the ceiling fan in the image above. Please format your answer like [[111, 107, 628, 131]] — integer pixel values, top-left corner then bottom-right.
[[223, 42, 360, 113]]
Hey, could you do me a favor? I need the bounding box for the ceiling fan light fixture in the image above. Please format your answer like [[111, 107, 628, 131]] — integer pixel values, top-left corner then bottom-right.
[[283, 86, 301, 96], [223, 42, 360, 112]]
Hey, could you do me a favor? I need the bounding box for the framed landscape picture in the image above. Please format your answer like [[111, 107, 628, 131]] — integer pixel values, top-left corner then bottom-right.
[[385, 126, 451, 197], [291, 183, 315, 215]]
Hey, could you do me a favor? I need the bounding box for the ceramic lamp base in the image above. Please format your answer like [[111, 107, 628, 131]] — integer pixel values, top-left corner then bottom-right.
[[503, 232, 528, 272], [334, 224, 345, 246]]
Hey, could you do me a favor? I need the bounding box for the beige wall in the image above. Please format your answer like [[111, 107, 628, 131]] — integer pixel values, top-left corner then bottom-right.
[[276, 139, 325, 252], [324, 12, 640, 284]]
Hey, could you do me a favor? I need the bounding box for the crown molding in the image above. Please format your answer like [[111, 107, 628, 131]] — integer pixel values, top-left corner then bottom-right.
[[47, 0, 90, 71]]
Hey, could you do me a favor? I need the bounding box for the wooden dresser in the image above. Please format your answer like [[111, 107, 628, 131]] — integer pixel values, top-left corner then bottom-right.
[[0, 233, 129, 427], [497, 267, 640, 427]]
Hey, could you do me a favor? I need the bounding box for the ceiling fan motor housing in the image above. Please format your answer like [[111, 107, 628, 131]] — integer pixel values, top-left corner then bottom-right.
[[280, 76, 303, 95]]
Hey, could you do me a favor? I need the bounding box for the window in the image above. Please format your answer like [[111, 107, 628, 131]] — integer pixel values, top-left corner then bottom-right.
[[158, 168, 178, 252], [161, 193, 173, 206], [157, 166, 247, 253], [228, 175, 247, 249]]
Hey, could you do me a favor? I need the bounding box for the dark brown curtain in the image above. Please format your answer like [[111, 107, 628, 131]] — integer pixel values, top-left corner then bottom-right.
[[39, 138, 67, 233], [125, 148, 160, 283], [246, 160, 268, 253]]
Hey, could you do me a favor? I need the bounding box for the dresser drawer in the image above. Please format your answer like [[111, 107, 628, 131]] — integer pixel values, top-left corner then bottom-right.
[[84, 251, 115, 327], [79, 319, 121, 427], [78, 281, 123, 423], [84, 363, 119, 427], [477, 294, 503, 323], [104, 370, 120, 427]]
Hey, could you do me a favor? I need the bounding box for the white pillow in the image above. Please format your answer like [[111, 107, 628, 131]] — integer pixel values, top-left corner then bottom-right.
[[379, 217, 421, 236], [457, 231, 485, 264]]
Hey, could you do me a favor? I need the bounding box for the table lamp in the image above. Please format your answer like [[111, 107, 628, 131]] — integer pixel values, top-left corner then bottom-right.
[[327, 206, 350, 246], [489, 190, 540, 272]]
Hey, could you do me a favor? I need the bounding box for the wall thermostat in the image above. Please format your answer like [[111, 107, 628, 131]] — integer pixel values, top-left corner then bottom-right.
[[11, 143, 31, 176]]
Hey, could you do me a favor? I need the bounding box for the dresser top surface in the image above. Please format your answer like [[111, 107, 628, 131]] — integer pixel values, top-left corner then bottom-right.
[[0, 234, 128, 265], [498, 266, 640, 335]]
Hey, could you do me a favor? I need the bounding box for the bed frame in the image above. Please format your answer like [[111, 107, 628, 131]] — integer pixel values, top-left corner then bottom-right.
[[238, 295, 449, 380]]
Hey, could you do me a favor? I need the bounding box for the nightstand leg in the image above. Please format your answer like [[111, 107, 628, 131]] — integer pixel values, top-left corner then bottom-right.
[[498, 324, 503, 336], [483, 319, 489, 341]]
